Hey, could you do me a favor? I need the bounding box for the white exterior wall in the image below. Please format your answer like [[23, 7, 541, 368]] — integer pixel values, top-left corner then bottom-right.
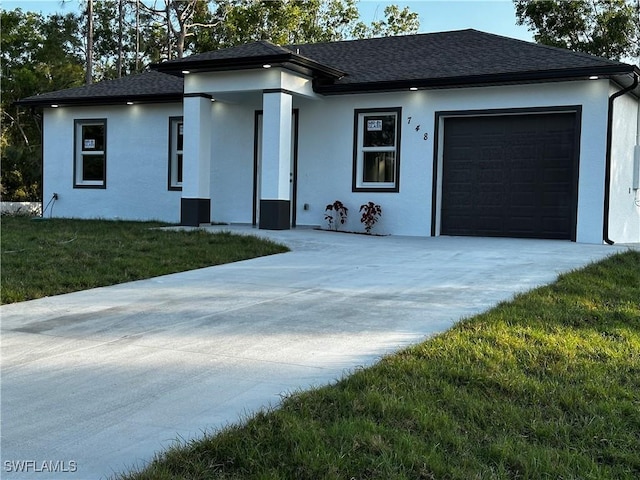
[[293, 80, 611, 241], [41, 77, 628, 244], [43, 103, 183, 222], [609, 84, 640, 243]]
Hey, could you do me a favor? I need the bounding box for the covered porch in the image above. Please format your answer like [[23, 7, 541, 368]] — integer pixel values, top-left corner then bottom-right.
[[157, 43, 344, 230]]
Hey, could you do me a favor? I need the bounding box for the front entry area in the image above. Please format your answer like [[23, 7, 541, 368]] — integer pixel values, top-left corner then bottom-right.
[[438, 109, 580, 240]]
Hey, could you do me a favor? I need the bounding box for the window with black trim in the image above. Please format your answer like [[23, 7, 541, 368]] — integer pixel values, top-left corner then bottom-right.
[[74, 119, 106, 188], [353, 107, 401, 192], [169, 116, 184, 190]]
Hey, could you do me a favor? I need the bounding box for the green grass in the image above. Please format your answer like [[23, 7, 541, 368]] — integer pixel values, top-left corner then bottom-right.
[[0, 216, 288, 304], [119, 250, 640, 480]]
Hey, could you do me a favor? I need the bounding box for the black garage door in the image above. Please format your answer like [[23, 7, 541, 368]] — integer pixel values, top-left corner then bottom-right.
[[441, 113, 578, 240]]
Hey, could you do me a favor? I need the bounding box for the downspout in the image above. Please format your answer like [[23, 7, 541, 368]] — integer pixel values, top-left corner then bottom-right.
[[603, 73, 638, 245]]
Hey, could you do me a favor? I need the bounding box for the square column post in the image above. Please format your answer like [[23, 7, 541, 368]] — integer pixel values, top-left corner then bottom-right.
[[260, 90, 292, 230], [180, 94, 212, 226]]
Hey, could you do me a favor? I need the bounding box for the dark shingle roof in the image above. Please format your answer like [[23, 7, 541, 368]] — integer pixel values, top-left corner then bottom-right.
[[163, 40, 293, 63], [17, 29, 638, 106], [296, 29, 621, 79], [288, 29, 635, 93], [16, 70, 183, 106], [153, 29, 636, 94]]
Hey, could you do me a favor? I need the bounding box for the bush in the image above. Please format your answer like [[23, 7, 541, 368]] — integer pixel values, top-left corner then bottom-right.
[[324, 200, 348, 231], [0, 145, 42, 202], [359, 202, 382, 234]]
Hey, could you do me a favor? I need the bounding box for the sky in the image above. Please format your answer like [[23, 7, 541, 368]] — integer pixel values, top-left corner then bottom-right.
[[1, 0, 535, 43]]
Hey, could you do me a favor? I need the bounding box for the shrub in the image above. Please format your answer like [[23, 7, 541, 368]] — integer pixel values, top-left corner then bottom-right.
[[360, 202, 382, 234], [324, 200, 348, 231]]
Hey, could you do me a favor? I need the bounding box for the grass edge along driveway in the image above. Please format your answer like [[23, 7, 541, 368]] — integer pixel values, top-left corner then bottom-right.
[[119, 249, 640, 480], [0, 217, 288, 304]]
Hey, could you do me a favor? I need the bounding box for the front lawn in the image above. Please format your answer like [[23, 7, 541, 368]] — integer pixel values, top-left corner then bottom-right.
[[120, 250, 640, 480], [0, 217, 288, 304]]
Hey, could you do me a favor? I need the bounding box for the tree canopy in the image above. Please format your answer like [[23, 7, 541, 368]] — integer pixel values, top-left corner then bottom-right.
[[514, 0, 640, 61], [0, 0, 420, 202], [1, 9, 85, 201]]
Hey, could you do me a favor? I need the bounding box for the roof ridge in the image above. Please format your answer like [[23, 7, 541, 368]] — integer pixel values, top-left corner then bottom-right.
[[256, 39, 295, 55], [288, 28, 477, 50]]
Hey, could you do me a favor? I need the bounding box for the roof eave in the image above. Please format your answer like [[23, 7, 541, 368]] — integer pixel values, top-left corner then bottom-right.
[[153, 53, 346, 80], [15, 92, 184, 108], [315, 65, 639, 95]]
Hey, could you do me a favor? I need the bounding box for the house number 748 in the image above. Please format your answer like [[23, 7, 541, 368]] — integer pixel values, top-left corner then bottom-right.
[[407, 117, 429, 141], [408, 117, 428, 140]]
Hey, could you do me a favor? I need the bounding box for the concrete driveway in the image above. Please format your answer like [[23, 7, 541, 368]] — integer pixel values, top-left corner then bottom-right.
[[1, 227, 630, 479]]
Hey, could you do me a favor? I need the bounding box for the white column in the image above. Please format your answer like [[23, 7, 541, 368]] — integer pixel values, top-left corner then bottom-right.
[[181, 95, 212, 225], [260, 90, 292, 229]]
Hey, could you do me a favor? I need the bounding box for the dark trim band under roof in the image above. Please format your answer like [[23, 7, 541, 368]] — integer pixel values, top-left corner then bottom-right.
[[153, 40, 346, 80]]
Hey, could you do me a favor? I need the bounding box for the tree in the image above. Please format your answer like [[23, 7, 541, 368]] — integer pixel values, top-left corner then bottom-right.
[[1, 1, 421, 200], [1, 9, 84, 201], [358, 4, 420, 39], [136, 0, 220, 59], [79, 1, 422, 73], [86, 0, 94, 84], [206, 0, 419, 49], [514, 0, 640, 61]]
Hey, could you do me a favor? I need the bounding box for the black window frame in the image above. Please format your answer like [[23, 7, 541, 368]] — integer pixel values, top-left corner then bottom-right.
[[168, 116, 184, 191], [352, 107, 402, 193], [73, 118, 107, 189]]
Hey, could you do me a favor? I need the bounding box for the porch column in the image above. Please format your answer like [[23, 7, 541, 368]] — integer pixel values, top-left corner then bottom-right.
[[180, 94, 212, 226], [260, 90, 292, 230]]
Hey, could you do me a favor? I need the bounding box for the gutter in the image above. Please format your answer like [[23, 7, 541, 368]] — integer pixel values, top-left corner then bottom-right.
[[603, 73, 639, 245]]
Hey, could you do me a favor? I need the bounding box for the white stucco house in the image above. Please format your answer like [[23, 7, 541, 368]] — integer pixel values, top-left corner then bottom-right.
[[17, 29, 640, 243]]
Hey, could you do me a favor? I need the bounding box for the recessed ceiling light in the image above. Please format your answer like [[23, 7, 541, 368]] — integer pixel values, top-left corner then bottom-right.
[[126, 101, 134, 105], [50, 104, 59, 108], [262, 64, 272, 69], [589, 75, 599, 80], [410, 87, 418, 91], [182, 70, 190, 74]]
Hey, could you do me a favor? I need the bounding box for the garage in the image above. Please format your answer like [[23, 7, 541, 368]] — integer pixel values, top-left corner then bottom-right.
[[440, 111, 580, 240]]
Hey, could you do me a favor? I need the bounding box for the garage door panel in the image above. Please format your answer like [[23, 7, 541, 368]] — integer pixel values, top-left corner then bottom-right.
[[447, 169, 475, 183], [441, 112, 578, 240], [479, 191, 504, 206], [509, 216, 538, 235], [447, 193, 474, 210], [477, 168, 504, 183], [543, 168, 571, 184], [476, 215, 503, 234], [510, 191, 536, 206], [543, 191, 570, 205], [542, 217, 571, 239], [443, 215, 475, 235]]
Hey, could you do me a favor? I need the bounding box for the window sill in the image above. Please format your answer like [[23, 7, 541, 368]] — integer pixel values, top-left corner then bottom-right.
[[74, 183, 106, 189], [353, 185, 399, 193]]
